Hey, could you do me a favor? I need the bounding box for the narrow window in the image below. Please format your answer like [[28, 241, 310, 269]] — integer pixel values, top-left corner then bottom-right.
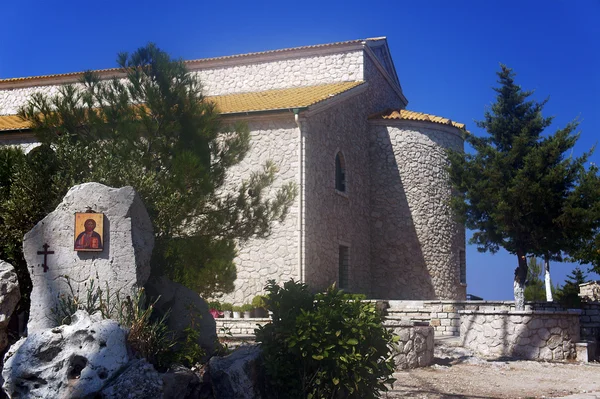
[[339, 245, 349, 289], [335, 152, 346, 192], [459, 250, 466, 284]]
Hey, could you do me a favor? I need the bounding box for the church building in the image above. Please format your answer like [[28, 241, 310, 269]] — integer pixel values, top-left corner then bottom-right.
[[0, 37, 466, 303]]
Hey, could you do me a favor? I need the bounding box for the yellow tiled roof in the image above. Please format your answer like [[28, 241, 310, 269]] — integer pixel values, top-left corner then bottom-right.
[[0, 81, 364, 131], [0, 114, 28, 131], [370, 109, 465, 130], [212, 81, 363, 113]]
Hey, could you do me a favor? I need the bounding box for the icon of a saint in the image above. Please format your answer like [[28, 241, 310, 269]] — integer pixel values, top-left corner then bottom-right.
[[74, 218, 103, 250]]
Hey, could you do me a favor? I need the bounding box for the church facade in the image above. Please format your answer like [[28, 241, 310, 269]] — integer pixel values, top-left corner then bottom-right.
[[0, 37, 467, 303]]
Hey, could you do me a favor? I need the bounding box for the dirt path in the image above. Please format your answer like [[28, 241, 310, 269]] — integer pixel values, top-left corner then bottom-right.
[[384, 341, 600, 399]]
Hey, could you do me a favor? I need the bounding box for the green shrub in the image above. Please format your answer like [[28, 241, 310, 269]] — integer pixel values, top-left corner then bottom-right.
[[251, 295, 267, 309], [221, 302, 233, 311], [241, 303, 253, 312], [208, 301, 222, 310], [232, 305, 244, 312], [50, 275, 176, 370], [256, 279, 396, 399]]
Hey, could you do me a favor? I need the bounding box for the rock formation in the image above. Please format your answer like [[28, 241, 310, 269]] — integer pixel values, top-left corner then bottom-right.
[[146, 276, 218, 358], [23, 182, 154, 332], [2, 310, 130, 398], [209, 345, 264, 399], [0, 260, 20, 353]]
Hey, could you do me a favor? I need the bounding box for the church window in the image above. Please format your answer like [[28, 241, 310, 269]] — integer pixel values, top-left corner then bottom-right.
[[459, 250, 466, 284], [338, 245, 349, 289], [335, 152, 346, 192]]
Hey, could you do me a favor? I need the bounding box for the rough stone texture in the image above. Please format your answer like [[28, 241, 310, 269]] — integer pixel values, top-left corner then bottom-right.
[[0, 52, 363, 115], [459, 310, 581, 360], [161, 364, 202, 399], [0, 260, 20, 352], [146, 276, 217, 358], [2, 310, 130, 398], [99, 359, 163, 399], [194, 51, 364, 96], [218, 118, 300, 304], [386, 322, 434, 369], [370, 122, 466, 300], [208, 345, 264, 399], [388, 299, 600, 343], [24, 182, 154, 332], [303, 54, 404, 295], [580, 281, 600, 302]]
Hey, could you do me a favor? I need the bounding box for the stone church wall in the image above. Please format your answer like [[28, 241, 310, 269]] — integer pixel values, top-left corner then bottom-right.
[[302, 55, 404, 295], [194, 51, 364, 96], [0, 51, 364, 115], [369, 121, 466, 300], [303, 92, 372, 294], [218, 116, 300, 304]]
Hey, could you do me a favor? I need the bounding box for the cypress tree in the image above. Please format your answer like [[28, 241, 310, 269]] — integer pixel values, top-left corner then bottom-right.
[[448, 65, 600, 309]]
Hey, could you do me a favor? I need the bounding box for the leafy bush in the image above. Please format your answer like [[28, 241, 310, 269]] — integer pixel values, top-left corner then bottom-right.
[[51, 275, 175, 369], [251, 295, 267, 309], [241, 303, 253, 312], [221, 302, 233, 311], [255, 280, 396, 398]]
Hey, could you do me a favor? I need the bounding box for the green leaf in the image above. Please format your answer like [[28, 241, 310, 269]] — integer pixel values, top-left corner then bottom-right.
[[347, 338, 359, 345], [333, 377, 340, 385]]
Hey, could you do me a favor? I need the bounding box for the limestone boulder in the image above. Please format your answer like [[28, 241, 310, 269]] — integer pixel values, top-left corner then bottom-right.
[[99, 359, 163, 398], [161, 364, 203, 399], [24, 183, 154, 332], [146, 276, 217, 358], [0, 260, 20, 352], [208, 345, 264, 399], [2, 310, 130, 398]]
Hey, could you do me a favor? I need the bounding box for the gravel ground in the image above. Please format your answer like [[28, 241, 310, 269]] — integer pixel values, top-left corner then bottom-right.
[[383, 340, 600, 399]]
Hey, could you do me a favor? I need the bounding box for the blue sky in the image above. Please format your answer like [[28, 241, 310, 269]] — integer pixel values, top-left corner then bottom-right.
[[1, 0, 598, 299]]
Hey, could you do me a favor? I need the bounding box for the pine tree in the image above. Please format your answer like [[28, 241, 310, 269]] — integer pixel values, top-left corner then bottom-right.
[[448, 65, 600, 310], [555, 266, 588, 308], [5, 44, 296, 304]]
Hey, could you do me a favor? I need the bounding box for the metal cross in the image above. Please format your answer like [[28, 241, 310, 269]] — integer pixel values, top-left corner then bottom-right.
[[37, 243, 54, 273]]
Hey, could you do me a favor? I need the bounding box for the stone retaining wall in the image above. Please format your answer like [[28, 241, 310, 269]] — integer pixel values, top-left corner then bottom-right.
[[215, 318, 270, 336], [389, 300, 600, 341], [459, 310, 581, 360], [385, 322, 434, 369]]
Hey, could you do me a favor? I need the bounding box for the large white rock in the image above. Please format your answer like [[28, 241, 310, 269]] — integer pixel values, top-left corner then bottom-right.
[[2, 310, 130, 398], [24, 183, 154, 332], [0, 260, 20, 352]]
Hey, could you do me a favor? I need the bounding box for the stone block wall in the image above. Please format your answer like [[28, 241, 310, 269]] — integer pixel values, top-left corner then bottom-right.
[[218, 117, 300, 304], [0, 51, 364, 115], [459, 310, 581, 360], [215, 318, 270, 336], [369, 122, 466, 300], [385, 322, 434, 369], [302, 55, 404, 295], [389, 300, 600, 340], [195, 51, 364, 96]]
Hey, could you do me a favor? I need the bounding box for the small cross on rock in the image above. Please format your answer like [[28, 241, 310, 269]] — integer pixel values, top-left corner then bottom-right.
[[37, 243, 54, 273]]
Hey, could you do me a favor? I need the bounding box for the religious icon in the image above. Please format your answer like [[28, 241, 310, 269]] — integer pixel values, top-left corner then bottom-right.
[[74, 213, 104, 252]]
